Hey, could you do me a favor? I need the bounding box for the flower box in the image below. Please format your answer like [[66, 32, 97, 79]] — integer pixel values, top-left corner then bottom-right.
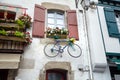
[[0, 13, 32, 46], [47, 34, 68, 39], [0, 23, 25, 31], [0, 35, 26, 42], [46, 27, 69, 39], [0, 31, 32, 44]]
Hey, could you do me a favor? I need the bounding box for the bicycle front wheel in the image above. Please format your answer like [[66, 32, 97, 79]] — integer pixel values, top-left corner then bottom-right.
[[44, 43, 59, 58], [67, 44, 82, 58]]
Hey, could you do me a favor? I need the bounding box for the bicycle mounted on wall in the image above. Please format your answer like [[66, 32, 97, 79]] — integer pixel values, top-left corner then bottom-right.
[[44, 37, 82, 58]]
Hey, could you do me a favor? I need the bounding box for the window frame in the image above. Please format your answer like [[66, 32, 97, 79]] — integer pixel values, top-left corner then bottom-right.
[[104, 7, 120, 38]]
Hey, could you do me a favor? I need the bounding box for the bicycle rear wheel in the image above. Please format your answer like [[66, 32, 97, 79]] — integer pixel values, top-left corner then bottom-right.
[[44, 43, 59, 58], [67, 44, 82, 58]]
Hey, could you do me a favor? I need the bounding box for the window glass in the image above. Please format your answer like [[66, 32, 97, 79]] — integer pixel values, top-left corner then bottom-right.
[[47, 10, 65, 29], [0, 10, 4, 19], [57, 19, 64, 25], [56, 25, 64, 29], [48, 18, 55, 24], [48, 24, 55, 28], [115, 11, 120, 33], [46, 69, 67, 80], [0, 10, 16, 20], [48, 13, 54, 18], [56, 13, 64, 19], [48, 73, 63, 80]]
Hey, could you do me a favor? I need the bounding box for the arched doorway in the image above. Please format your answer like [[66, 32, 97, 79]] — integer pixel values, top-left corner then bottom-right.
[[39, 61, 74, 80]]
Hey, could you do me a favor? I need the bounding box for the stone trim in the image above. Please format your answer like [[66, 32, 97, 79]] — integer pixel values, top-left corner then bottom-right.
[[19, 58, 35, 69], [41, 2, 70, 11], [0, 54, 21, 69], [44, 61, 71, 70], [7, 69, 18, 80], [39, 61, 74, 80]]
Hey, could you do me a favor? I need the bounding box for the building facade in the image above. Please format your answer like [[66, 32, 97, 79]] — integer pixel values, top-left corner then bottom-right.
[[0, 0, 120, 80]]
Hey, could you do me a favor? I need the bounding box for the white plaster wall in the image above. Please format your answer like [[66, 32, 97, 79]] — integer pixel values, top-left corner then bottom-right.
[[86, 5, 120, 80], [16, 27, 88, 80], [86, 7, 107, 68], [97, 6, 120, 53], [1, 0, 76, 21], [1, 0, 90, 80], [86, 7, 110, 80], [0, 0, 37, 21], [0, 0, 115, 80]]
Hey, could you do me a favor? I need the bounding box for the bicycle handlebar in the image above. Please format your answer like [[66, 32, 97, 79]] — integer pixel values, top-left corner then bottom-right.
[[54, 38, 76, 43]]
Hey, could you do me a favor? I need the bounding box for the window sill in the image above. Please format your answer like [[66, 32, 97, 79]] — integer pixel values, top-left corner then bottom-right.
[[0, 35, 26, 42], [40, 37, 68, 45], [46, 34, 68, 39], [40, 38, 55, 44]]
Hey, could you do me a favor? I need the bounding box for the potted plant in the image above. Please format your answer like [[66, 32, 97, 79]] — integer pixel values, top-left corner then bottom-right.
[[15, 19, 24, 28], [0, 29, 7, 36], [14, 31, 25, 38], [46, 27, 69, 39], [25, 32, 32, 44], [17, 14, 32, 29]]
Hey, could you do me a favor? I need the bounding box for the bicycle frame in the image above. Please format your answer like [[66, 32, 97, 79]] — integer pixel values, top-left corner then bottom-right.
[[44, 38, 82, 58], [52, 39, 74, 53]]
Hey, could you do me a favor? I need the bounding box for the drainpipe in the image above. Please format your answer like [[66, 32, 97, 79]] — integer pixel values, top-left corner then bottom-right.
[[96, 6, 106, 55], [83, 9, 94, 80], [75, 1, 94, 80]]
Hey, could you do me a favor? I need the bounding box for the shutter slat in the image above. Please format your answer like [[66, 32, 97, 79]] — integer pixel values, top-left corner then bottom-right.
[[67, 10, 79, 40], [32, 4, 46, 38], [104, 8, 119, 37]]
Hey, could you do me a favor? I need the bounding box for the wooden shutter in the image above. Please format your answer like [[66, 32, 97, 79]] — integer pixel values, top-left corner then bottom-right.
[[67, 10, 79, 40], [32, 4, 46, 38], [104, 8, 120, 38]]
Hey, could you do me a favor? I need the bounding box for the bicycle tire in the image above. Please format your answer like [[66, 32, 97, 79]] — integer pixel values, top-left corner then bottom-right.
[[67, 44, 82, 58], [44, 43, 59, 58]]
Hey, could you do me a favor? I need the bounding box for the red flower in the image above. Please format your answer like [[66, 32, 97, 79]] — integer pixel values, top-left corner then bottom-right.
[[26, 32, 30, 34], [29, 40, 32, 43]]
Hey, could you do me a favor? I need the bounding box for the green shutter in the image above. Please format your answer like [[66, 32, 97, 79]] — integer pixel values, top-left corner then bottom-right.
[[110, 59, 120, 70], [112, 0, 120, 3], [104, 8, 120, 38], [106, 52, 120, 70]]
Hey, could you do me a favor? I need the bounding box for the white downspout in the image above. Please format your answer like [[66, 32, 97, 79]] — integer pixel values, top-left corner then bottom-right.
[[83, 9, 94, 80], [76, 7, 94, 80], [75, 0, 94, 79]]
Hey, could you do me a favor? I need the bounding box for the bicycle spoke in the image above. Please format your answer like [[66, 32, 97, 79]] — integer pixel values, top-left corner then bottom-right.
[[44, 43, 59, 58], [67, 44, 82, 58]]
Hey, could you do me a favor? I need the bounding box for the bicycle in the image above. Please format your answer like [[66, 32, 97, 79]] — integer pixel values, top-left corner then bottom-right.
[[44, 38, 82, 58]]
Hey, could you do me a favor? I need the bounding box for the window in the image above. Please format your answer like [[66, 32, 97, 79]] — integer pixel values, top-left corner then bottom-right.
[[104, 8, 120, 38], [47, 10, 65, 29], [98, 0, 120, 6], [33, 4, 79, 40], [0, 10, 16, 20], [0, 10, 4, 19], [109, 66, 120, 80], [46, 69, 67, 80], [106, 54, 120, 80], [115, 11, 120, 33], [7, 11, 16, 20]]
